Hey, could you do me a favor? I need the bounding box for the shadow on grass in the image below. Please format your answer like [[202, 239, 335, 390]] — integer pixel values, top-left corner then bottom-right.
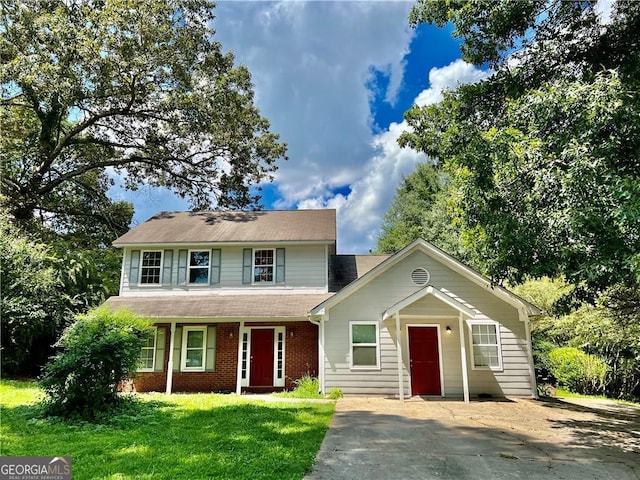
[[1, 395, 334, 480]]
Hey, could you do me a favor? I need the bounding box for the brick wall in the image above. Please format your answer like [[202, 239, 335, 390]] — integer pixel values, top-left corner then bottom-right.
[[244, 320, 318, 391], [133, 320, 318, 393]]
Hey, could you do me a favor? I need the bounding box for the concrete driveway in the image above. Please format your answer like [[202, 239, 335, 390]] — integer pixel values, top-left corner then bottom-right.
[[304, 396, 640, 480]]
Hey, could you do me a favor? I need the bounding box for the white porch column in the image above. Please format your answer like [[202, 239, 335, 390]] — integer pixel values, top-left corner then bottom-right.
[[235, 320, 245, 395], [458, 313, 469, 403], [319, 317, 326, 394], [165, 321, 176, 394], [522, 308, 538, 399], [395, 312, 404, 401]]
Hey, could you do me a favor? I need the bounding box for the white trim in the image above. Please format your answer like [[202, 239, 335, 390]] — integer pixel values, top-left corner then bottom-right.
[[166, 322, 176, 394], [240, 326, 286, 387], [406, 324, 445, 397], [114, 240, 335, 248], [395, 313, 404, 401], [383, 285, 476, 320], [118, 249, 126, 295], [252, 248, 275, 285], [458, 312, 470, 403], [274, 327, 286, 387], [236, 320, 245, 394], [139, 250, 163, 286], [522, 308, 538, 399], [467, 320, 503, 371], [180, 326, 207, 372], [187, 249, 211, 285], [349, 321, 381, 370], [320, 315, 326, 393], [311, 238, 541, 317], [137, 327, 157, 372]]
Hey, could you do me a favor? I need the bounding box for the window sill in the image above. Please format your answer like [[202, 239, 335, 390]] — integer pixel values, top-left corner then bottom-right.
[[471, 366, 504, 372]]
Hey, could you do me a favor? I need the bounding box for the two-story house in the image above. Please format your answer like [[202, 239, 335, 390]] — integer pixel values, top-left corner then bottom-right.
[[105, 209, 540, 400]]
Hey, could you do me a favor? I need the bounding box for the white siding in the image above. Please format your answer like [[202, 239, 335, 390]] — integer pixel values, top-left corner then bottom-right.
[[323, 250, 534, 398], [120, 244, 328, 295]]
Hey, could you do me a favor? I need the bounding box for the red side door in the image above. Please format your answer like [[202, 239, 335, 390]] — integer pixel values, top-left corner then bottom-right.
[[250, 329, 274, 386], [408, 327, 442, 396]]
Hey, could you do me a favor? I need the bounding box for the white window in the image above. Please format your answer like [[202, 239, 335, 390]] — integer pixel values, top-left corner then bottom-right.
[[469, 322, 503, 371], [181, 327, 207, 371], [138, 328, 157, 372], [253, 249, 274, 283], [140, 251, 162, 284], [350, 321, 380, 369], [189, 250, 210, 284]]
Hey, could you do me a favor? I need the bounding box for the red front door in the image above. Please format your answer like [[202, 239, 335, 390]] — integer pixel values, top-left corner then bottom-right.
[[250, 329, 274, 386], [408, 327, 442, 396]]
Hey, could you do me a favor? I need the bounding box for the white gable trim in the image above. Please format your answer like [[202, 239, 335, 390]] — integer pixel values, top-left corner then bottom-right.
[[311, 238, 540, 318], [382, 285, 476, 320]]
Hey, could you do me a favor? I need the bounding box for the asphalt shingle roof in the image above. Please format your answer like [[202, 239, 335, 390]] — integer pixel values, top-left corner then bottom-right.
[[113, 210, 337, 245], [103, 294, 334, 318]]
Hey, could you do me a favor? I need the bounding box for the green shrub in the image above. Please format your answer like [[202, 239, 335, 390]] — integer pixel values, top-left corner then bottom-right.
[[276, 374, 323, 399], [548, 346, 608, 395], [327, 388, 343, 400], [40, 307, 152, 419]]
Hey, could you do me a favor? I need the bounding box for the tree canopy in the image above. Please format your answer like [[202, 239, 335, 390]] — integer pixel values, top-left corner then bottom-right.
[[376, 162, 468, 262], [400, 0, 640, 294], [1, 0, 287, 229]]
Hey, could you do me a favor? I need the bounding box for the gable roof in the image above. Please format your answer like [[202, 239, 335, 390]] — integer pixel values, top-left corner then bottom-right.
[[382, 285, 476, 320], [113, 209, 336, 246], [311, 238, 541, 317]]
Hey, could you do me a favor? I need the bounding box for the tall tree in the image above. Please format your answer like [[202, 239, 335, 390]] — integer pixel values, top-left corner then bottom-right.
[[377, 162, 469, 263], [1, 0, 287, 229], [0, 216, 64, 375], [400, 0, 640, 294]]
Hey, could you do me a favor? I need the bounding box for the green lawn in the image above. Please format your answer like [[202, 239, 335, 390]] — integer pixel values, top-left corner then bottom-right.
[[0, 380, 334, 479]]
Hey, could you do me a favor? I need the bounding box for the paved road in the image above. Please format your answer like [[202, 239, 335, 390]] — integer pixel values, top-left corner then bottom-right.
[[305, 396, 640, 480]]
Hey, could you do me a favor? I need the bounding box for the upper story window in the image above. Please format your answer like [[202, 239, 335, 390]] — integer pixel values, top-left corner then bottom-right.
[[189, 250, 210, 284], [141, 251, 162, 284], [253, 249, 274, 283]]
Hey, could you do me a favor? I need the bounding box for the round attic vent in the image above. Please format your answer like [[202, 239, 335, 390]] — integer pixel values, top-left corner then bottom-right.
[[411, 267, 430, 286]]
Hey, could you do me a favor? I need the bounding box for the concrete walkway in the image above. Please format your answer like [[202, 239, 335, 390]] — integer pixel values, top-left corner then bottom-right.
[[304, 396, 640, 480]]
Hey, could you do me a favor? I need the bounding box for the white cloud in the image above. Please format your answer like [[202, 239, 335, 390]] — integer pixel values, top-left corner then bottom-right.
[[414, 59, 489, 107], [212, 1, 415, 206], [114, 4, 486, 251], [594, 0, 613, 25], [317, 60, 488, 253]]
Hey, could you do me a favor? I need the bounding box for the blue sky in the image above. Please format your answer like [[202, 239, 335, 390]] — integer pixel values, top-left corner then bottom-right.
[[110, 1, 489, 253]]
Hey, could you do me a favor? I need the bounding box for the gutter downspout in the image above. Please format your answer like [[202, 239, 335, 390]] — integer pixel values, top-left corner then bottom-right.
[[166, 321, 176, 394], [308, 315, 325, 394]]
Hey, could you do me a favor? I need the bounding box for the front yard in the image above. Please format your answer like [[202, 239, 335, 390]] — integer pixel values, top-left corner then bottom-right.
[[0, 380, 334, 479]]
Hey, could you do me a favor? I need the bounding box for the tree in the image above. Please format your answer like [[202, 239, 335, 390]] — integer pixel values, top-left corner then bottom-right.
[[400, 1, 640, 293], [377, 162, 470, 263], [41, 307, 152, 419], [1, 0, 287, 229], [0, 216, 64, 375]]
